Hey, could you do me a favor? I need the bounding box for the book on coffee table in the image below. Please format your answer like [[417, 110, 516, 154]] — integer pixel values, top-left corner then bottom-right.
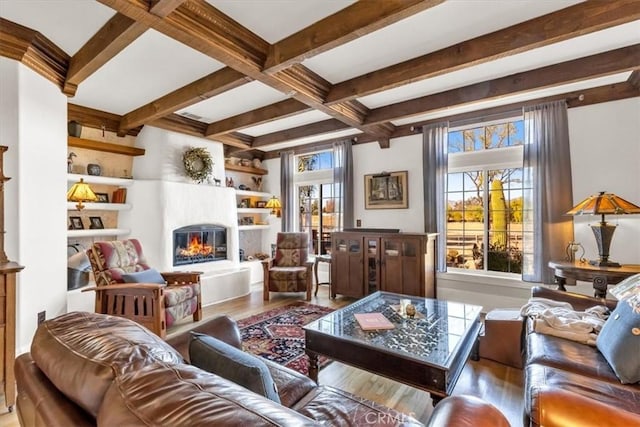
[[354, 313, 395, 330]]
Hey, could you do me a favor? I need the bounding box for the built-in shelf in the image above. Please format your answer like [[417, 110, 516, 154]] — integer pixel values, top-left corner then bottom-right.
[[67, 228, 131, 238], [238, 225, 270, 231], [67, 173, 134, 187], [225, 163, 268, 175], [236, 189, 271, 198], [237, 208, 270, 214], [68, 136, 145, 156], [67, 202, 132, 211]]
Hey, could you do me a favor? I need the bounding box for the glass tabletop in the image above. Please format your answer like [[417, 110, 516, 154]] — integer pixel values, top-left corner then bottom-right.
[[304, 291, 482, 369]]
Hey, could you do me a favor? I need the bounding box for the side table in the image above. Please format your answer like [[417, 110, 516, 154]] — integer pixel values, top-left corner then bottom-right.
[[314, 254, 331, 297], [548, 260, 640, 298]]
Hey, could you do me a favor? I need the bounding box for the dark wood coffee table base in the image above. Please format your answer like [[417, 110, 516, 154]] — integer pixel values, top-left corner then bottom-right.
[[306, 320, 482, 406]]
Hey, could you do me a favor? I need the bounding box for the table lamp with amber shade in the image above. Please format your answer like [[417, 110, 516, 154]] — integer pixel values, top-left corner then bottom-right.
[[567, 191, 640, 267], [265, 196, 282, 217], [67, 178, 98, 210]]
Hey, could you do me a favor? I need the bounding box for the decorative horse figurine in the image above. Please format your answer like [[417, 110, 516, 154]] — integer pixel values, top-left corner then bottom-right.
[[67, 152, 77, 173]]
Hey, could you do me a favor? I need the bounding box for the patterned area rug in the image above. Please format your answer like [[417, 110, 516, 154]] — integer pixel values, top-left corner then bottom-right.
[[237, 302, 334, 375]]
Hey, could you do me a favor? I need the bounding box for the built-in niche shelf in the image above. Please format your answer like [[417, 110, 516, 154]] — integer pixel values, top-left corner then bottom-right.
[[67, 173, 134, 187], [68, 136, 145, 156], [66, 202, 132, 211], [67, 228, 131, 238], [238, 225, 270, 231], [237, 208, 270, 214], [236, 189, 270, 198], [225, 163, 267, 175]]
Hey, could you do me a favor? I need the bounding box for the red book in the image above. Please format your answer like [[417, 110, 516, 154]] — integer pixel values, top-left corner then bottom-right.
[[354, 313, 395, 331]]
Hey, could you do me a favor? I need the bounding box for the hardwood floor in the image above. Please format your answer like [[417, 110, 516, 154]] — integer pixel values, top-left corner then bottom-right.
[[0, 284, 524, 426]]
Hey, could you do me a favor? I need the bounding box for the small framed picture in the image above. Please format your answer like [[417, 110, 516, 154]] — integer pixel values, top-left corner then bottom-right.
[[95, 192, 109, 203], [89, 216, 104, 229], [240, 198, 251, 208], [256, 200, 267, 208], [69, 216, 84, 230], [242, 216, 254, 225]]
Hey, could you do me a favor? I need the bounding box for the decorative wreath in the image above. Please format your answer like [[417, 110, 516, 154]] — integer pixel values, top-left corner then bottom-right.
[[183, 147, 213, 183]]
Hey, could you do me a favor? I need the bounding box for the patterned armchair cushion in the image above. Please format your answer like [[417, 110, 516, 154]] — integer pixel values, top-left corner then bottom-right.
[[88, 239, 151, 286], [165, 291, 200, 328], [268, 267, 308, 293], [274, 233, 309, 268]]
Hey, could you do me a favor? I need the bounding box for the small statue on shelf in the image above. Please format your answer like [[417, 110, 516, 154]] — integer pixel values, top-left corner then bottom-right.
[[67, 152, 76, 173], [252, 176, 263, 192], [226, 177, 234, 188]]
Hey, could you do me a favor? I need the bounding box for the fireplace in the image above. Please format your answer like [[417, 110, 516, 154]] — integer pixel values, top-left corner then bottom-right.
[[173, 224, 227, 266]]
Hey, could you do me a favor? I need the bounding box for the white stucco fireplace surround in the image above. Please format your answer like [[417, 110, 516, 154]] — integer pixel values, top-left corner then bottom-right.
[[119, 126, 250, 307]]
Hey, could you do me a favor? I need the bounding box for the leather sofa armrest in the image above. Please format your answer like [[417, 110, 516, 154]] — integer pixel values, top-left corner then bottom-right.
[[427, 395, 509, 427], [531, 286, 617, 311], [531, 386, 640, 427]]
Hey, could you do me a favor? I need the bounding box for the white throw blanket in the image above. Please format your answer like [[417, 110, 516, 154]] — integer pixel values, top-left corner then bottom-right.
[[520, 297, 609, 346]]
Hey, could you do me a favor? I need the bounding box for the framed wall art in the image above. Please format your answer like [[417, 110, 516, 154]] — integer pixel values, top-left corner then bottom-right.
[[364, 170, 408, 209]]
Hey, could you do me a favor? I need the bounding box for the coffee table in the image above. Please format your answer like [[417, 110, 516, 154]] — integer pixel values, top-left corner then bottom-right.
[[303, 291, 482, 404]]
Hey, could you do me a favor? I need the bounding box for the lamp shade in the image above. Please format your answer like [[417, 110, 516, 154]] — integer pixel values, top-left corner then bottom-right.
[[265, 196, 281, 209], [67, 178, 97, 210], [567, 192, 640, 216]]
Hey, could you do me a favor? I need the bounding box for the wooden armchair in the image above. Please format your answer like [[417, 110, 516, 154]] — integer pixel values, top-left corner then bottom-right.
[[85, 239, 202, 338], [262, 232, 312, 301]]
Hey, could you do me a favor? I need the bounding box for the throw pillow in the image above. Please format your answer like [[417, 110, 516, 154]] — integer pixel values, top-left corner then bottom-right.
[[609, 273, 640, 311], [189, 332, 280, 403], [596, 300, 640, 384], [121, 268, 165, 284]]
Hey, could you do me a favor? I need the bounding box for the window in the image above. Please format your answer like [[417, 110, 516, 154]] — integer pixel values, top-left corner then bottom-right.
[[445, 119, 531, 275], [295, 151, 341, 255]]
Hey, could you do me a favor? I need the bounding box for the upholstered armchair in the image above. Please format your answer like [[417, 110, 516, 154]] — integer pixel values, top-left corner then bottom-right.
[[262, 232, 312, 301], [86, 239, 202, 338]]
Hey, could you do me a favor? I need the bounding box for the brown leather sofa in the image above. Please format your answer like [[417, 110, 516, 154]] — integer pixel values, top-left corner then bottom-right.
[[15, 311, 424, 426], [524, 286, 640, 426]]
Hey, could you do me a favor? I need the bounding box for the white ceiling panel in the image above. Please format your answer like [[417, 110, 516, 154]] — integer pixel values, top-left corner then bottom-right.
[[303, 0, 582, 83], [178, 81, 289, 123], [206, 0, 355, 44], [359, 22, 640, 110], [242, 110, 331, 137], [391, 72, 633, 126], [0, 0, 115, 55], [71, 30, 224, 115], [258, 129, 362, 153]]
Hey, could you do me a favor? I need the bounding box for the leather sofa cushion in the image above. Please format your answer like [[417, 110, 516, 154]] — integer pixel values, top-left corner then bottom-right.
[[526, 330, 620, 383], [97, 363, 315, 426], [263, 358, 318, 408], [525, 363, 640, 423], [30, 311, 184, 417], [292, 385, 423, 426], [189, 332, 281, 403]]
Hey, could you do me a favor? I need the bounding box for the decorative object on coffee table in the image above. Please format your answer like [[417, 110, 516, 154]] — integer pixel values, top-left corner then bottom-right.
[[237, 302, 333, 375], [183, 147, 213, 183], [566, 191, 640, 267]]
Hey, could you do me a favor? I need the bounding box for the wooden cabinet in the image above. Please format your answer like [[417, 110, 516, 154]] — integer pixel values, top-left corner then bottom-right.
[[331, 231, 437, 299]]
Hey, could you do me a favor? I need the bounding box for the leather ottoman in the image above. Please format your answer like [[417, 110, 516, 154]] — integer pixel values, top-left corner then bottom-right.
[[479, 309, 524, 369]]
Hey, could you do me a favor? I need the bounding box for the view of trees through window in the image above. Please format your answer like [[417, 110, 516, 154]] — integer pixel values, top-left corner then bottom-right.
[[446, 121, 530, 274], [296, 151, 339, 255]]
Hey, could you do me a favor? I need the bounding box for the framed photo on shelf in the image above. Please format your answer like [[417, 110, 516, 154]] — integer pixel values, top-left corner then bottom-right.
[[89, 216, 104, 229], [69, 216, 84, 230], [364, 170, 408, 209], [239, 198, 251, 208], [241, 216, 254, 225], [256, 200, 267, 208], [95, 192, 109, 203]]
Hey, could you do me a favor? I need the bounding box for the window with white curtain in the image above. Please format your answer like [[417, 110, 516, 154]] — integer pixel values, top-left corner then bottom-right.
[[294, 150, 341, 255], [445, 118, 532, 276]]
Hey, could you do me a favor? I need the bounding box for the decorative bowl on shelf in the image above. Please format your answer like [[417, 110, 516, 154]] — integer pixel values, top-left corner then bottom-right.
[[240, 159, 252, 167], [87, 163, 102, 176]]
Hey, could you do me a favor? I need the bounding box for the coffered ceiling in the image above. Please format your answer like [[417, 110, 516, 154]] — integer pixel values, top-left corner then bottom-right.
[[1, 0, 638, 157]]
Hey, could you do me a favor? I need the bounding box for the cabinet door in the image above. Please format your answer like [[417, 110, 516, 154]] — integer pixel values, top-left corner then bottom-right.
[[380, 237, 424, 296], [331, 235, 364, 298], [364, 236, 381, 295]]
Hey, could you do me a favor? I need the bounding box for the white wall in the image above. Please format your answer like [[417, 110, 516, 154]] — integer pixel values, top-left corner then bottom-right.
[[353, 134, 424, 232], [0, 58, 67, 353]]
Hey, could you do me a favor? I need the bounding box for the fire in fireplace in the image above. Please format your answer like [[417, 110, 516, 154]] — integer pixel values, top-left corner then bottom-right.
[[173, 224, 227, 266]]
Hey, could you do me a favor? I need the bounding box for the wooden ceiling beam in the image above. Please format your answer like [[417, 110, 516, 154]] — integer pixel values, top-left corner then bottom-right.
[[149, 113, 208, 137], [0, 18, 69, 89], [264, 0, 444, 73], [119, 67, 250, 134], [628, 70, 640, 89], [327, 0, 640, 104], [63, 14, 148, 96], [365, 45, 640, 125], [68, 103, 141, 136], [211, 132, 254, 149], [205, 99, 311, 137], [252, 119, 350, 148], [149, 0, 189, 17]]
